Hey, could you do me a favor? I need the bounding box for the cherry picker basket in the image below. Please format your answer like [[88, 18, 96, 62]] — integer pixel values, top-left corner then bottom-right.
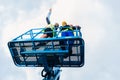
[[8, 27, 85, 67]]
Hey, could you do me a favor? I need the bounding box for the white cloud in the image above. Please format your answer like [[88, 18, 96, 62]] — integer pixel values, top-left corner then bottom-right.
[[1, 0, 120, 80], [0, 5, 5, 12]]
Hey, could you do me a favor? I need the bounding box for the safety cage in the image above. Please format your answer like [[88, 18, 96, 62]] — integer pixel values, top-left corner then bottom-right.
[[8, 27, 85, 67]]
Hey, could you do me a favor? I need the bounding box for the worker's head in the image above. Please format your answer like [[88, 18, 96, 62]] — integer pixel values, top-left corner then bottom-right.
[[54, 23, 59, 27], [62, 21, 67, 26], [54, 23, 59, 30]]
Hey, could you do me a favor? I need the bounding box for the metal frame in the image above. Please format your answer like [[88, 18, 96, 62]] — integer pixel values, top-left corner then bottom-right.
[[8, 27, 85, 80]]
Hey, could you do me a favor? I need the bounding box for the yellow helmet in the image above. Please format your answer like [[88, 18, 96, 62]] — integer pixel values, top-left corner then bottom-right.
[[62, 21, 67, 26]]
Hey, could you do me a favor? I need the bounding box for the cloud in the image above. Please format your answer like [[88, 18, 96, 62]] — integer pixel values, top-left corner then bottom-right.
[[1, 0, 120, 80]]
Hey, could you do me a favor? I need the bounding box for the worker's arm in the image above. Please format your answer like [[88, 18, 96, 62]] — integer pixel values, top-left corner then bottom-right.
[[46, 8, 52, 24]]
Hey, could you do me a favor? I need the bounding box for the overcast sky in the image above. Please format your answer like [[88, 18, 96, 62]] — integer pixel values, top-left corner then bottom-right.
[[0, 0, 120, 80]]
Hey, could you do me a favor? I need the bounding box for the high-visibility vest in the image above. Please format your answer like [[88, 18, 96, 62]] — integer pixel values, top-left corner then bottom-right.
[[45, 24, 56, 37], [61, 25, 73, 31]]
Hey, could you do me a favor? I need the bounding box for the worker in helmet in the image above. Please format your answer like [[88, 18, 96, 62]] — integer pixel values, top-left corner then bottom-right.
[[60, 21, 74, 57], [61, 21, 74, 37]]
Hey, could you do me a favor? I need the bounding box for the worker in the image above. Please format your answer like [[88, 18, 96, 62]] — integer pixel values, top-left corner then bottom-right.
[[34, 9, 59, 49], [40, 8, 59, 38], [61, 21, 74, 38], [60, 21, 74, 57]]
